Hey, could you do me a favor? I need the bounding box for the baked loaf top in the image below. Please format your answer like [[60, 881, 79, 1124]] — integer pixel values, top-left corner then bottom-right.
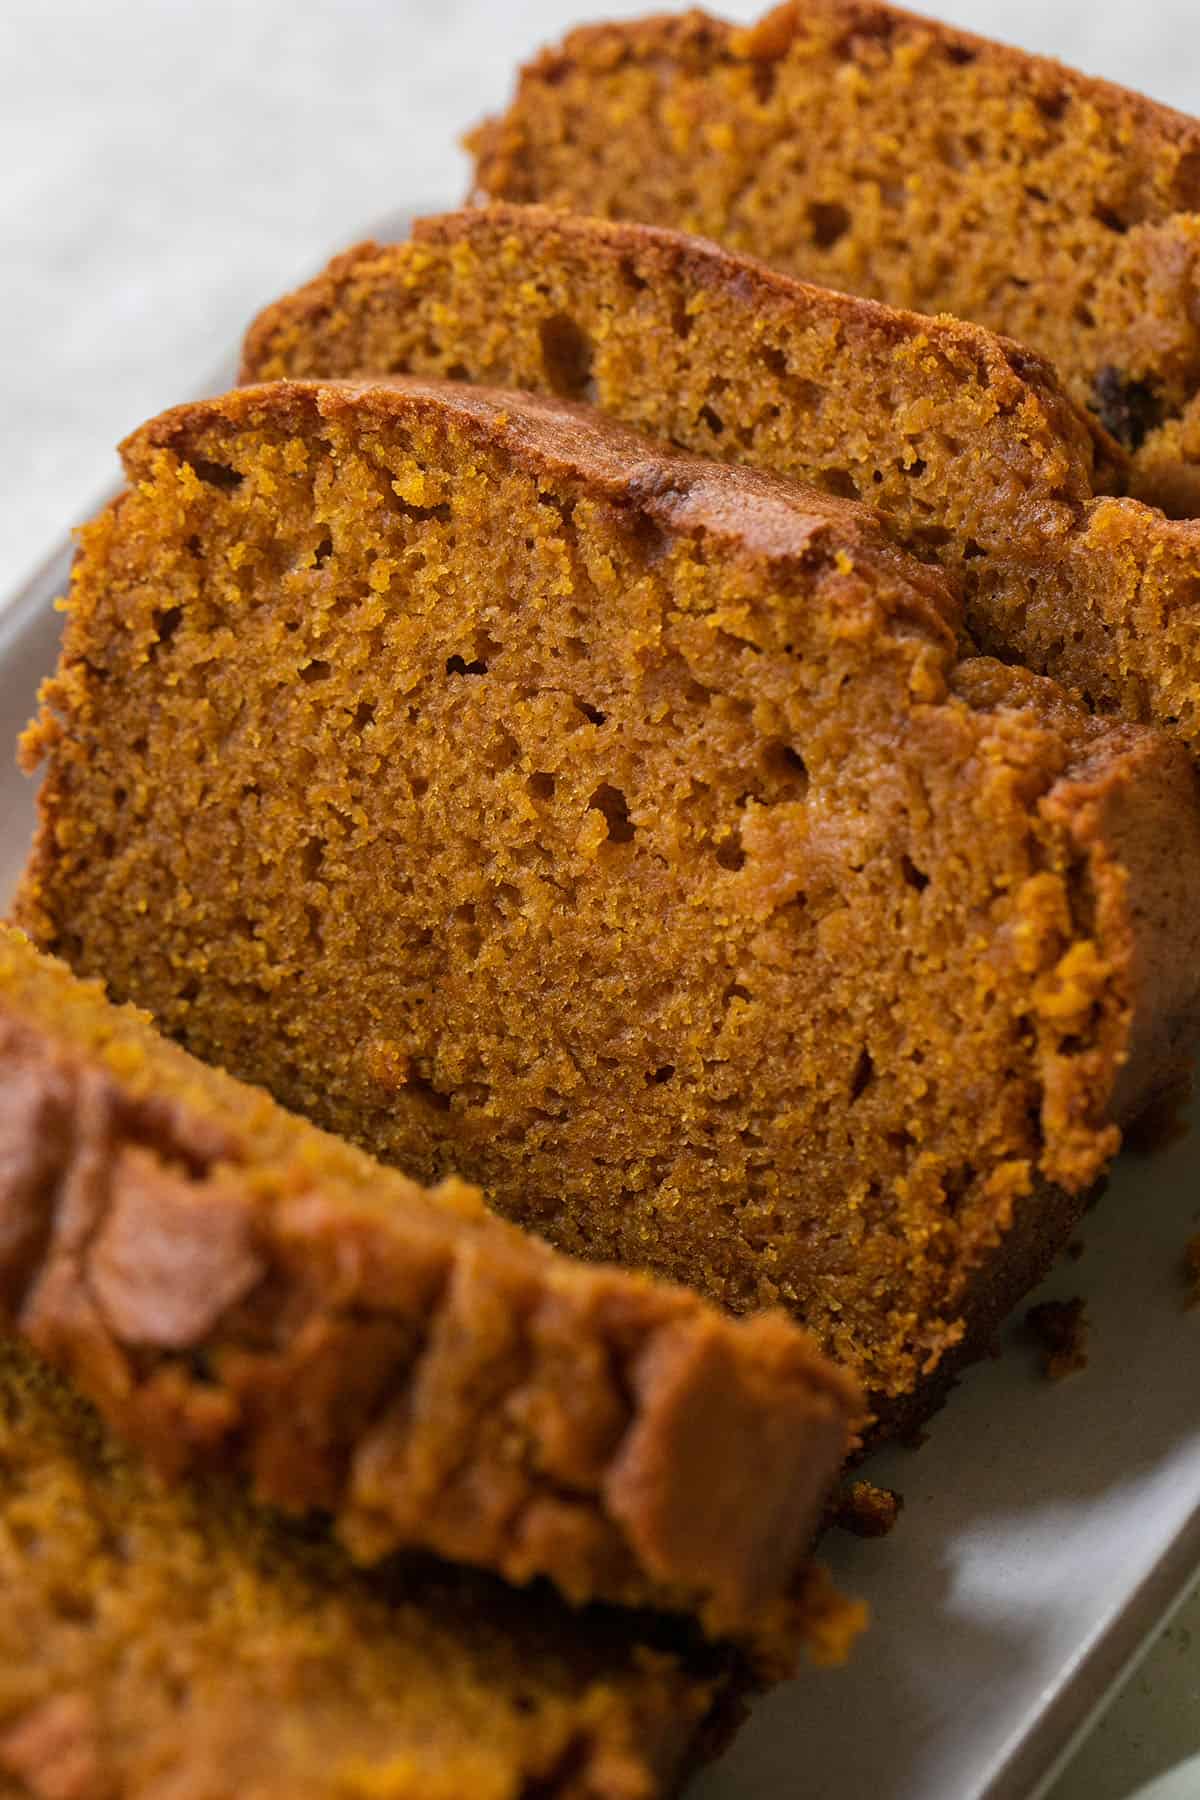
[[243, 205, 1200, 755], [0, 927, 860, 1651], [468, 0, 1200, 518], [0, 1339, 739, 1800], [16, 377, 1200, 1426]]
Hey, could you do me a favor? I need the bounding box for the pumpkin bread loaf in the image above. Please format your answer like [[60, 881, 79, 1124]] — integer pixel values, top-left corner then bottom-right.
[[468, 0, 1200, 518], [0, 1339, 744, 1800], [0, 925, 860, 1650], [16, 377, 1200, 1429], [244, 206, 1200, 754]]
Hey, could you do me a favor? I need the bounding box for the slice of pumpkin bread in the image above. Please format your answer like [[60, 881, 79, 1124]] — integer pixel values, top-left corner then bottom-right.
[[0, 924, 859, 1649], [243, 206, 1200, 754], [15, 377, 1200, 1429], [467, 1, 1200, 518], [0, 1338, 746, 1800]]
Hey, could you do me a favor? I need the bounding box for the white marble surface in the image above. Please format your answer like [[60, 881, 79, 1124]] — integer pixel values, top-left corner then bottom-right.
[[3, 3, 1198, 1796]]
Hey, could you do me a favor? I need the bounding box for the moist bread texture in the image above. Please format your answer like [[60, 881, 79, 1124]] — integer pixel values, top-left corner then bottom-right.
[[0, 1339, 740, 1800], [468, 0, 1200, 518], [0, 925, 858, 1648], [16, 376, 1200, 1424], [244, 206, 1200, 755]]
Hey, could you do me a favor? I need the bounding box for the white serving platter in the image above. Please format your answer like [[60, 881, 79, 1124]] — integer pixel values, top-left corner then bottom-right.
[[2, 249, 1198, 1800]]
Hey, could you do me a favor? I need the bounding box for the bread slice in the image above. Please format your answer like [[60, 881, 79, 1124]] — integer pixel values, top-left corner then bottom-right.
[[0, 925, 858, 1650], [0, 1338, 746, 1800], [468, 0, 1200, 518], [15, 377, 1200, 1429], [243, 205, 1200, 756]]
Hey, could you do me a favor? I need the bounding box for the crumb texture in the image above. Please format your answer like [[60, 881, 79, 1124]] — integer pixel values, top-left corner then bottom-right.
[[16, 377, 1200, 1421], [0, 924, 856, 1646], [0, 1338, 730, 1800], [469, 0, 1200, 518], [244, 206, 1200, 755]]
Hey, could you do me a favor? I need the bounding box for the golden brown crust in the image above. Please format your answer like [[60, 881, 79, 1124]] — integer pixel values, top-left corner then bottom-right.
[[239, 205, 1200, 760], [468, 2, 1200, 517], [0, 925, 857, 1649], [0, 1338, 744, 1800], [16, 376, 1200, 1428]]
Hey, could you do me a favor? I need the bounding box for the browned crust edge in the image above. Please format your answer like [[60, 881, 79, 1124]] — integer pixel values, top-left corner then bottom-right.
[[0, 951, 858, 1653]]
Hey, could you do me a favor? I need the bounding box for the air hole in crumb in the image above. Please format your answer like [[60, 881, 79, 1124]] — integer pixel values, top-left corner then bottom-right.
[[714, 825, 745, 871], [758, 343, 788, 379], [576, 698, 607, 726], [407, 1071, 452, 1112], [849, 1047, 875, 1102], [51, 1589, 96, 1626], [1036, 89, 1068, 121], [352, 700, 376, 731], [622, 511, 668, 562], [946, 42, 976, 65], [446, 655, 489, 676], [304, 904, 324, 949], [962, 538, 986, 560], [1172, 147, 1200, 212], [301, 658, 332, 683], [1024, 184, 1049, 205], [1092, 366, 1164, 451], [904, 457, 928, 478], [808, 200, 851, 249], [444, 362, 469, 380], [300, 839, 325, 880], [393, 496, 452, 523], [313, 533, 333, 567], [650, 1064, 676, 1084], [901, 854, 930, 892], [698, 403, 725, 436], [1093, 201, 1131, 234], [538, 492, 576, 525], [191, 459, 242, 491], [821, 468, 859, 500], [588, 783, 635, 843], [619, 257, 649, 293], [750, 58, 777, 104], [527, 771, 556, 801], [539, 312, 595, 398], [670, 297, 694, 339], [410, 773, 430, 798], [725, 982, 752, 1004], [152, 605, 183, 647], [185, 534, 202, 557], [763, 740, 810, 789]]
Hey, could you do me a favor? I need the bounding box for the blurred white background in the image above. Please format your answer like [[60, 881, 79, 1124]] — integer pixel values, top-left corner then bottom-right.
[[2, 3, 1198, 1795]]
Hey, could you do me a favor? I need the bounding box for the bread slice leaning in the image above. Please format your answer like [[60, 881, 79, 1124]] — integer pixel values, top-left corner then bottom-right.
[[468, 0, 1200, 519], [0, 924, 859, 1652], [244, 205, 1200, 758], [15, 376, 1200, 1432], [0, 1338, 745, 1800]]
